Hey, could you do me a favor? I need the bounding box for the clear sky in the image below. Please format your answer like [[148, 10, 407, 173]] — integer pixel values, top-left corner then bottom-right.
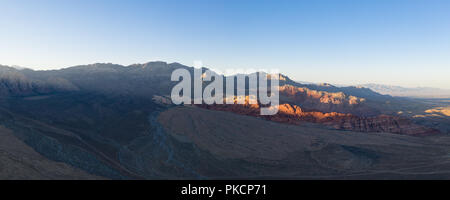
[[1, 0, 449, 89]]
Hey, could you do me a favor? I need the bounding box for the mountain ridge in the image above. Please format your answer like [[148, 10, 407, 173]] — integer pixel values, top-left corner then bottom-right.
[[0, 62, 388, 99]]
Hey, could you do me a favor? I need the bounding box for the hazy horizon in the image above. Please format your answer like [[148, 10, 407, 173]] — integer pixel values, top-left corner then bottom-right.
[[1, 0, 449, 89]]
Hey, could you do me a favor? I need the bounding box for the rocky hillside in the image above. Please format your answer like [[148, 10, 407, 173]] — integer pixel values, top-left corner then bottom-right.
[[199, 102, 438, 136], [0, 125, 102, 179], [279, 85, 379, 116]]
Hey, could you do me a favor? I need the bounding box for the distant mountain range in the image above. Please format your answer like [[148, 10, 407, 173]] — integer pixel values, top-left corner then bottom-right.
[[293, 81, 450, 99], [358, 84, 450, 98]]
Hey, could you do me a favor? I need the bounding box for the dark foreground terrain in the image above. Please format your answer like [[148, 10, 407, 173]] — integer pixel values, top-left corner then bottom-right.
[[0, 62, 449, 179]]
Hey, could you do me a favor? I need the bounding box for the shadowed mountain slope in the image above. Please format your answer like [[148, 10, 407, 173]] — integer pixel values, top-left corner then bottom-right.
[[0, 125, 102, 179]]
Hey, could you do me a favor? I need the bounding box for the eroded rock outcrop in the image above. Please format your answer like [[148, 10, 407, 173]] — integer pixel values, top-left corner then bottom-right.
[[199, 102, 438, 136], [280, 85, 365, 105], [279, 85, 379, 116]]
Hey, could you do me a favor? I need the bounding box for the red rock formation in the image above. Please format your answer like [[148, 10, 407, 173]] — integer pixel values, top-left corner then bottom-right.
[[279, 85, 379, 116], [198, 102, 438, 136]]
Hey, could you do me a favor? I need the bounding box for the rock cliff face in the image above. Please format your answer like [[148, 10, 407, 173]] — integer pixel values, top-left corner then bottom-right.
[[0, 67, 38, 96], [280, 85, 365, 105], [0, 66, 78, 96], [279, 85, 379, 116], [199, 102, 438, 136]]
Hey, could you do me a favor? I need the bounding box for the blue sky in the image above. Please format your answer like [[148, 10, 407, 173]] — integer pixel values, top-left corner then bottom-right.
[[1, 0, 449, 88]]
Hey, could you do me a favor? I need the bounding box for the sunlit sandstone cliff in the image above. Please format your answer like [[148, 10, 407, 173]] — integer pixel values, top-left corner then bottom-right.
[[280, 85, 365, 105], [199, 100, 438, 136], [278, 85, 381, 116]]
